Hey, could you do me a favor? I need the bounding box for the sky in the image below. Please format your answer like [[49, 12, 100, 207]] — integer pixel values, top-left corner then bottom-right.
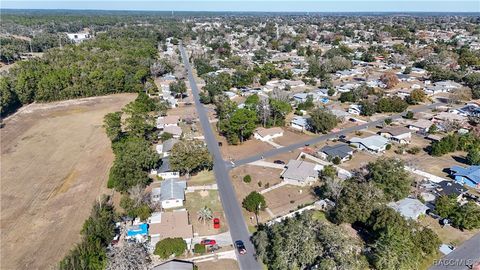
[[1, 0, 479, 13]]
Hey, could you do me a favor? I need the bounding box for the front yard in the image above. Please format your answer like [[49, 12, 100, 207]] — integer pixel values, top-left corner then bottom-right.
[[185, 190, 228, 236]]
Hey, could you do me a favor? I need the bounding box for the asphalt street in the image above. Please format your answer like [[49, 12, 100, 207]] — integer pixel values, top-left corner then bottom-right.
[[429, 233, 480, 270], [232, 102, 443, 168], [179, 43, 262, 270]]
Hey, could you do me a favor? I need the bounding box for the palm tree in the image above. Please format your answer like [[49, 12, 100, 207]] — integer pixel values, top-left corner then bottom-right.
[[197, 206, 213, 224]]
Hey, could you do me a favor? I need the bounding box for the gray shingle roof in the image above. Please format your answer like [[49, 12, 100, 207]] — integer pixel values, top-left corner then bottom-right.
[[320, 144, 353, 159], [160, 179, 186, 201]]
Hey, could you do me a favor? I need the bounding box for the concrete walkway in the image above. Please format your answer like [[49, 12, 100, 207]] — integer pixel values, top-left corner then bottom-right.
[[192, 231, 233, 247], [186, 184, 218, 193], [405, 166, 447, 183], [187, 250, 237, 263], [264, 140, 283, 149], [248, 160, 286, 170], [259, 181, 288, 194]]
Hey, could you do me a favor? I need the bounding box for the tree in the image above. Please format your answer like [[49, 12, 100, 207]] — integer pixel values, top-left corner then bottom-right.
[[194, 243, 206, 254], [380, 72, 399, 89], [0, 77, 21, 116], [367, 158, 412, 201], [242, 192, 267, 214], [360, 101, 377, 116], [218, 108, 258, 144], [434, 195, 457, 218], [466, 147, 480, 165], [169, 80, 187, 100], [269, 98, 292, 126], [169, 140, 213, 176], [154, 238, 187, 259], [243, 175, 252, 183], [308, 108, 338, 134], [333, 180, 384, 224], [104, 112, 123, 142], [406, 89, 426, 105], [108, 137, 160, 192], [197, 206, 213, 224], [428, 124, 438, 134], [405, 111, 414, 119], [451, 201, 480, 230]]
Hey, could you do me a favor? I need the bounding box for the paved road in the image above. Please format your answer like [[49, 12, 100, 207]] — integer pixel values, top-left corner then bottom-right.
[[429, 233, 480, 270], [179, 43, 262, 270], [232, 102, 443, 168]]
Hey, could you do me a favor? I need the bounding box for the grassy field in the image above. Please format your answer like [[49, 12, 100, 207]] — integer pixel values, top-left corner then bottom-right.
[[0, 93, 136, 269], [189, 170, 216, 186]]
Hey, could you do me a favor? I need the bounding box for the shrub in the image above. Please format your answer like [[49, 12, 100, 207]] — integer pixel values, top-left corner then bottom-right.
[[258, 181, 263, 187], [386, 144, 392, 150], [407, 147, 421, 155], [405, 111, 414, 119], [194, 243, 206, 254], [154, 237, 187, 259], [243, 175, 252, 183], [332, 156, 341, 165]]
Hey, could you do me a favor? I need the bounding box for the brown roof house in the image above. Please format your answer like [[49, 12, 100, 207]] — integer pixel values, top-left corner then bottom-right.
[[157, 115, 180, 130], [148, 210, 193, 249], [378, 126, 412, 144]]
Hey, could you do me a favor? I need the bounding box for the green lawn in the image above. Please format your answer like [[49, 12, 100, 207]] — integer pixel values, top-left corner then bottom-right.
[[311, 210, 327, 221], [185, 190, 223, 213], [188, 170, 216, 186]]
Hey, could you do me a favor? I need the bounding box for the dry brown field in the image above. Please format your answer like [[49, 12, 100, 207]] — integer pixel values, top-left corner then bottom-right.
[[1, 93, 136, 269]]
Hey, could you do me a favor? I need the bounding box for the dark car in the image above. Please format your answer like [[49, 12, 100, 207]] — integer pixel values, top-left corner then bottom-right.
[[235, 240, 247, 255], [273, 160, 285, 165]]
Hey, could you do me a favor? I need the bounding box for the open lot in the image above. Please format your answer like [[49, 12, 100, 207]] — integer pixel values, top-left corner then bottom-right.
[[230, 165, 284, 198], [262, 185, 317, 218], [186, 190, 228, 236], [0, 93, 136, 269], [188, 170, 216, 186]]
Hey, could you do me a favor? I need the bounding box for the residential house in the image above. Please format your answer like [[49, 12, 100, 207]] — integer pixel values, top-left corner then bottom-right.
[[157, 115, 180, 130], [152, 260, 194, 270], [434, 181, 467, 201], [378, 126, 412, 144], [152, 179, 187, 209], [66, 32, 91, 43], [348, 104, 362, 115], [408, 119, 433, 134], [158, 138, 179, 157], [254, 127, 284, 141], [318, 144, 354, 163], [152, 157, 180, 179], [148, 210, 193, 249], [450, 165, 480, 189], [293, 93, 310, 103], [290, 116, 309, 132], [163, 125, 183, 139], [451, 104, 480, 117], [388, 198, 429, 220], [281, 159, 320, 186], [349, 135, 389, 154]]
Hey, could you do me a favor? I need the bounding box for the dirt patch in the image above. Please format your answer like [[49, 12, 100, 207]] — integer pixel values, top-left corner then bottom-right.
[[230, 165, 284, 201], [263, 185, 317, 219], [0, 93, 136, 270]]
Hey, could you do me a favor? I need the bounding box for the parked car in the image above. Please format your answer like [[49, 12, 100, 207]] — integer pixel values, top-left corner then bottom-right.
[[273, 160, 285, 165], [235, 240, 247, 255], [213, 218, 220, 229], [200, 239, 217, 246]]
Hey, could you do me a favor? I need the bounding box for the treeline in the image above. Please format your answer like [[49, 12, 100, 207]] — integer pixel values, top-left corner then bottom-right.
[[59, 196, 116, 270], [0, 27, 158, 117], [430, 132, 479, 162], [0, 34, 71, 63], [254, 158, 441, 270]]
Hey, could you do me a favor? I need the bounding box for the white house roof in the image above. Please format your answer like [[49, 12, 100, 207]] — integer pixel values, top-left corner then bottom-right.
[[160, 179, 186, 201], [387, 198, 429, 220], [281, 160, 318, 182], [350, 135, 389, 151]]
